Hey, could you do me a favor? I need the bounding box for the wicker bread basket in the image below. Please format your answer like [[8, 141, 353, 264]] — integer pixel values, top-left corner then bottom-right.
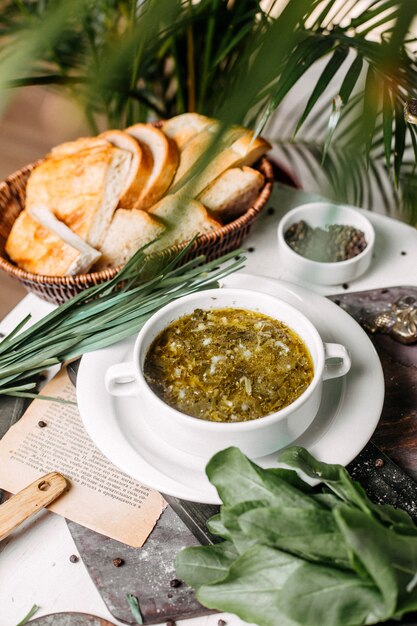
[[0, 156, 273, 305]]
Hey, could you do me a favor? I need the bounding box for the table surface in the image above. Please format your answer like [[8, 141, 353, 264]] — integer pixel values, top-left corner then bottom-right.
[[1, 186, 417, 626]]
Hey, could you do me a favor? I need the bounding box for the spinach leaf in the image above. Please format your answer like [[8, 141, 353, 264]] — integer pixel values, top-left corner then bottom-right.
[[279, 561, 386, 626], [177, 446, 417, 626], [175, 541, 238, 589], [197, 544, 304, 626], [220, 500, 264, 554], [207, 447, 320, 509], [279, 446, 417, 529], [206, 513, 230, 540], [335, 505, 417, 616], [239, 506, 350, 567]]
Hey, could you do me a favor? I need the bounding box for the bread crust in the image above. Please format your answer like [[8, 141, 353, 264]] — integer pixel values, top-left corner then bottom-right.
[[148, 195, 220, 250], [125, 124, 179, 209], [50, 136, 109, 157], [5, 210, 87, 276], [171, 129, 270, 197], [95, 208, 165, 269], [25, 143, 131, 247], [199, 166, 265, 222], [161, 113, 214, 150], [99, 130, 153, 208]]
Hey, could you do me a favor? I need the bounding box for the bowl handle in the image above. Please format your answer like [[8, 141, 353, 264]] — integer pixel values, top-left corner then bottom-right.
[[323, 343, 351, 380], [105, 361, 139, 397]]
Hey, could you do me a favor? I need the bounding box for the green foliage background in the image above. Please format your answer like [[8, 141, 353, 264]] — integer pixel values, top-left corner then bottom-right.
[[0, 0, 416, 221]]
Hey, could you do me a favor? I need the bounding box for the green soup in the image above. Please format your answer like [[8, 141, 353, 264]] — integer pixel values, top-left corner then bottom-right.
[[143, 308, 314, 423]]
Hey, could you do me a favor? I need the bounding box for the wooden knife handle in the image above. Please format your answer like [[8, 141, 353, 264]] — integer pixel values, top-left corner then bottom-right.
[[0, 472, 68, 541]]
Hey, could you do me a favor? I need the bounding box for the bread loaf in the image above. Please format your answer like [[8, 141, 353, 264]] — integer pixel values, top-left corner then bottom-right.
[[50, 136, 109, 157], [6, 210, 100, 276], [161, 113, 214, 150], [149, 195, 220, 250], [169, 125, 271, 198], [170, 125, 246, 192], [99, 130, 153, 209], [95, 209, 165, 269], [25, 143, 132, 248], [199, 167, 264, 221], [125, 124, 179, 209]]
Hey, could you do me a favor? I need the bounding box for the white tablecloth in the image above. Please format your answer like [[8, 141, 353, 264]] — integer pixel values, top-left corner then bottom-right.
[[1, 186, 417, 626]]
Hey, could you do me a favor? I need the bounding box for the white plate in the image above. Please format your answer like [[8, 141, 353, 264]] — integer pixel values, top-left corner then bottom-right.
[[77, 274, 384, 504]]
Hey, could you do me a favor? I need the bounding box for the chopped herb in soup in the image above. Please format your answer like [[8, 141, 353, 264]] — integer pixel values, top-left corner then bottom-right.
[[143, 308, 314, 423]]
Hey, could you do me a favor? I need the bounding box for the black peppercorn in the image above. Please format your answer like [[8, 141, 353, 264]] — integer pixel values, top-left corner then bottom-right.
[[38, 420, 47, 428], [170, 578, 182, 588], [375, 458, 385, 468], [218, 620, 227, 626], [69, 554, 79, 563], [112, 558, 124, 567], [166, 621, 176, 626]]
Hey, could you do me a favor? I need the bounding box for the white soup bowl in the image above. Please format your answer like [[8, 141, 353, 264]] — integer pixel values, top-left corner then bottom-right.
[[105, 289, 351, 459]]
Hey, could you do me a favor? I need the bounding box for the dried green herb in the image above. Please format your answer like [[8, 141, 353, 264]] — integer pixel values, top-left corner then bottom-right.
[[127, 593, 143, 625]]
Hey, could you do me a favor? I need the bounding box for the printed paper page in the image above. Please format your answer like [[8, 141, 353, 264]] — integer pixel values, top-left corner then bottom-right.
[[0, 368, 165, 547]]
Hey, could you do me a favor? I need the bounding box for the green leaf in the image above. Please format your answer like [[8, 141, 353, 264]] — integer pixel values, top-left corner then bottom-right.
[[339, 54, 364, 105], [278, 446, 417, 530], [362, 65, 380, 165], [294, 46, 350, 137], [407, 123, 417, 164], [268, 37, 335, 117], [175, 541, 238, 590], [220, 501, 264, 554], [334, 505, 403, 615], [239, 506, 350, 567], [206, 513, 229, 539], [382, 85, 394, 172], [126, 594, 143, 625], [206, 447, 319, 509], [197, 544, 303, 626], [15, 604, 39, 626], [322, 95, 343, 163], [0, 246, 245, 398], [335, 505, 417, 616], [279, 560, 385, 626], [394, 102, 406, 187]]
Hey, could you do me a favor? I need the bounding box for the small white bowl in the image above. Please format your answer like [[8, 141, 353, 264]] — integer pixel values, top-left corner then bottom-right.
[[277, 202, 375, 286], [105, 288, 351, 460]]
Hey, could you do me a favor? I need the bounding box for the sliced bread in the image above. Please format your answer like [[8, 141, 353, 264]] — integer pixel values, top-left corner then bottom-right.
[[5, 210, 100, 276], [198, 166, 264, 222], [25, 143, 132, 248], [148, 195, 221, 250], [170, 125, 247, 192], [161, 113, 214, 150], [99, 130, 153, 209], [172, 131, 270, 198], [94, 209, 165, 270], [125, 124, 179, 210], [50, 136, 109, 157]]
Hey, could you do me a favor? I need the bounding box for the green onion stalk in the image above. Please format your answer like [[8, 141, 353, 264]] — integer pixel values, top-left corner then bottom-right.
[[0, 241, 245, 400]]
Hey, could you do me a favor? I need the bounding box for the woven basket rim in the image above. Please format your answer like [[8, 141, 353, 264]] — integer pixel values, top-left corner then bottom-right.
[[0, 156, 273, 286]]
